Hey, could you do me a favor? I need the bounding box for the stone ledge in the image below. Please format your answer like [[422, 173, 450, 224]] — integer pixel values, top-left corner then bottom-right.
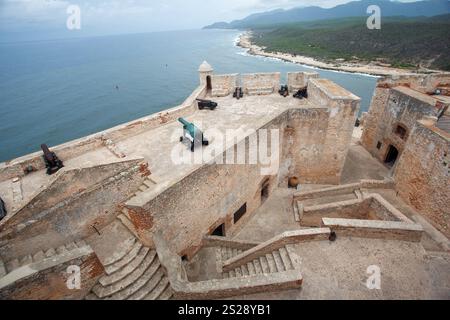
[[0, 245, 95, 290], [294, 179, 393, 201], [202, 236, 259, 250], [321, 218, 424, 242], [176, 269, 303, 300], [222, 229, 331, 272]]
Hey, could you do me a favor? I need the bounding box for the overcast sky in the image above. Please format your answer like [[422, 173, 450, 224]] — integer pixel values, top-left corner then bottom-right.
[[0, 0, 421, 41]]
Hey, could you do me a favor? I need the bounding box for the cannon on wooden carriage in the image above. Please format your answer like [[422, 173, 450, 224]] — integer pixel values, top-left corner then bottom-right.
[[0, 197, 6, 221], [196, 98, 217, 110], [279, 85, 289, 97], [233, 87, 243, 100], [178, 118, 209, 152], [293, 87, 308, 99], [41, 144, 64, 175]]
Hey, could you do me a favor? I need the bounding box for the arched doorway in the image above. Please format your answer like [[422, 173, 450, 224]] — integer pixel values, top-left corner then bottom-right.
[[385, 145, 399, 168], [206, 76, 212, 91]]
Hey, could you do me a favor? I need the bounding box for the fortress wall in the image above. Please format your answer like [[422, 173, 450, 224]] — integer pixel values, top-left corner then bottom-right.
[[0, 158, 146, 230], [300, 79, 360, 184], [211, 74, 238, 97], [125, 115, 286, 258], [242, 73, 280, 95], [0, 85, 206, 182], [0, 162, 147, 261], [394, 121, 450, 238], [280, 108, 330, 185], [126, 88, 360, 257], [287, 72, 319, 92], [361, 86, 440, 163]]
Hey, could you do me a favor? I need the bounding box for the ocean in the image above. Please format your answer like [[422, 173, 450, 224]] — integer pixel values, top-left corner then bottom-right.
[[0, 29, 377, 162]]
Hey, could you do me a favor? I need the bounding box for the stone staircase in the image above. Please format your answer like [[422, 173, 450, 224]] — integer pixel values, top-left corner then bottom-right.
[[116, 176, 158, 237], [2, 240, 88, 275], [217, 244, 300, 279], [86, 223, 173, 300]]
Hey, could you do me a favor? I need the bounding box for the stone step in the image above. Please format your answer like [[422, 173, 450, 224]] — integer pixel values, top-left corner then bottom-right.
[[93, 249, 156, 298], [272, 251, 286, 272], [144, 277, 170, 300], [259, 256, 270, 273], [117, 214, 140, 240], [99, 247, 152, 286], [253, 258, 263, 274], [65, 242, 77, 251], [45, 248, 56, 258], [247, 262, 256, 275], [279, 247, 294, 270], [108, 257, 161, 300], [139, 185, 148, 192], [33, 251, 45, 262], [128, 268, 165, 300], [5, 259, 19, 273], [221, 247, 228, 260], [285, 244, 302, 268], [56, 245, 68, 255], [158, 284, 174, 300], [19, 255, 32, 267], [85, 293, 99, 300], [0, 260, 6, 278], [105, 241, 143, 275], [265, 254, 278, 273], [240, 264, 249, 276], [103, 237, 136, 266]]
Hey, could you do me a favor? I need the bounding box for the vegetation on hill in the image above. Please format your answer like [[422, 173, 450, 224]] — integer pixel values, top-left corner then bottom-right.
[[204, 0, 450, 29], [250, 16, 450, 71]]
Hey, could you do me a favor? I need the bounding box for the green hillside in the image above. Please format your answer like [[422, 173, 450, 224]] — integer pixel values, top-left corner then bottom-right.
[[250, 15, 450, 71]]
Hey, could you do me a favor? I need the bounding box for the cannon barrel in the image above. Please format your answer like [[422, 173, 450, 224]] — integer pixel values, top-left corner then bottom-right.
[[41, 144, 53, 162], [178, 118, 191, 127]]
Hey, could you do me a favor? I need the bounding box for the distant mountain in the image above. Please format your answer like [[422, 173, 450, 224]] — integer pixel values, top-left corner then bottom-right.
[[204, 0, 450, 29]]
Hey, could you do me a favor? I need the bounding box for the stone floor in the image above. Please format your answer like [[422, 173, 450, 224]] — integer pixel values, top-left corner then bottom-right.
[[229, 238, 450, 300]]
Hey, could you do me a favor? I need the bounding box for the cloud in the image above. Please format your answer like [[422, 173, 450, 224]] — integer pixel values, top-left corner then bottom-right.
[[0, 0, 425, 41]]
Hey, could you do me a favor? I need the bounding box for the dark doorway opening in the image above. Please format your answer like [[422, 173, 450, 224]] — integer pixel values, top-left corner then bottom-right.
[[206, 76, 212, 91], [261, 179, 270, 203], [234, 203, 247, 224], [395, 125, 408, 140], [385, 145, 399, 167], [211, 223, 225, 237]]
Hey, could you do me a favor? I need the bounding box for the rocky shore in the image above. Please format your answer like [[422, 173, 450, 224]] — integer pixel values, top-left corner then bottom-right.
[[236, 32, 435, 77]]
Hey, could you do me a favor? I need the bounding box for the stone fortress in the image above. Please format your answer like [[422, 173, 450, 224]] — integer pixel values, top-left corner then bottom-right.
[[0, 62, 448, 300]]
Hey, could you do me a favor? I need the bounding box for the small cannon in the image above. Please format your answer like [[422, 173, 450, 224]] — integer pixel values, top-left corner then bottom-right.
[[0, 197, 6, 221], [279, 85, 289, 97], [233, 87, 243, 100], [178, 118, 209, 152], [293, 87, 308, 99], [41, 144, 64, 175], [196, 99, 217, 110]]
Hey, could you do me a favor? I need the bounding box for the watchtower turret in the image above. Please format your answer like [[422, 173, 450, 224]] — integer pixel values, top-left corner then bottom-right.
[[198, 61, 213, 88]]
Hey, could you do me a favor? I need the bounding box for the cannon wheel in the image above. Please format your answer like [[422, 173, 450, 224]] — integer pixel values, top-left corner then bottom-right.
[[190, 142, 195, 152], [198, 106, 204, 110], [180, 136, 184, 142]]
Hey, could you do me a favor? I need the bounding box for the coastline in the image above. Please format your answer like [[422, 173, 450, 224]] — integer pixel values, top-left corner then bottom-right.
[[236, 31, 430, 77]]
